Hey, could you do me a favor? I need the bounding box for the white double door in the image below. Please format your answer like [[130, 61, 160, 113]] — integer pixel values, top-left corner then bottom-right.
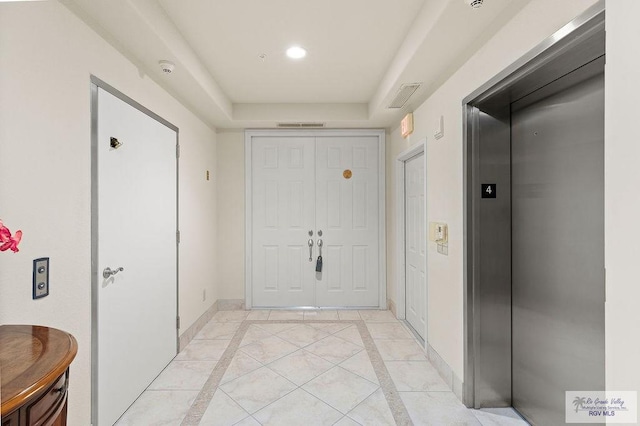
[[250, 134, 382, 308]]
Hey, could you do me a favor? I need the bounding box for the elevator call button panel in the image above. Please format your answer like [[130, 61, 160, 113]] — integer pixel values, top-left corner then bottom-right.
[[33, 257, 50, 299]]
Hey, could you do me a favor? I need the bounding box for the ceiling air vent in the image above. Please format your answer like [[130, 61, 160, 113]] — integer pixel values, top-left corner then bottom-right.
[[387, 83, 422, 109], [277, 122, 326, 128]]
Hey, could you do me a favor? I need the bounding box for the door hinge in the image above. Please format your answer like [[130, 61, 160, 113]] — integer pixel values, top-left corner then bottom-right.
[[176, 316, 181, 329], [176, 144, 180, 158], [176, 230, 181, 244]]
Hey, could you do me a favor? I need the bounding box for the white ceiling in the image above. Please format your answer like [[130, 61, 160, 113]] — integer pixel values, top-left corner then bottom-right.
[[160, 0, 425, 104], [62, 0, 531, 130]]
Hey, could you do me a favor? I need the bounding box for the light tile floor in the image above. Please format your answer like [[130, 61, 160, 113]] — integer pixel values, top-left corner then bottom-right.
[[116, 310, 529, 426]]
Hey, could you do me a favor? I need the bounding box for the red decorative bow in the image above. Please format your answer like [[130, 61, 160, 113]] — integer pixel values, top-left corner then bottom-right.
[[0, 220, 22, 253]]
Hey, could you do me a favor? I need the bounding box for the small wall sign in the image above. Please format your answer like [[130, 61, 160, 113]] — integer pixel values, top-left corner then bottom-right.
[[481, 184, 496, 198], [401, 113, 414, 138]]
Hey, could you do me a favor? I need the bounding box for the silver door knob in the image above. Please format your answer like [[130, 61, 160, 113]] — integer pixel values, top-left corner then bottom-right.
[[103, 266, 124, 279]]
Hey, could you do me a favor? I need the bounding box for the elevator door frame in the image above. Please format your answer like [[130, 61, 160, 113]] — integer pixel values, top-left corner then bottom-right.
[[462, 1, 605, 409]]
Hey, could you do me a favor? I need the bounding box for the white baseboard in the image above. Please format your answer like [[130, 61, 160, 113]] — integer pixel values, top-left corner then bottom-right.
[[427, 343, 464, 402], [387, 298, 397, 316], [217, 299, 245, 311], [178, 301, 219, 351]]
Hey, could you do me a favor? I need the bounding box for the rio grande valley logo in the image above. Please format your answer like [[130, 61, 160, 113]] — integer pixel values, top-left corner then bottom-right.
[[573, 397, 586, 412], [566, 391, 637, 423]]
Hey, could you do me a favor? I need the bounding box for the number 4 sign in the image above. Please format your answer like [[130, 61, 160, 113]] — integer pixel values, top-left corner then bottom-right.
[[481, 184, 497, 199]]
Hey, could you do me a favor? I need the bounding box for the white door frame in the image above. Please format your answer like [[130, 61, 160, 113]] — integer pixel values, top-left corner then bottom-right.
[[90, 76, 179, 425], [395, 139, 428, 344], [245, 129, 386, 309]]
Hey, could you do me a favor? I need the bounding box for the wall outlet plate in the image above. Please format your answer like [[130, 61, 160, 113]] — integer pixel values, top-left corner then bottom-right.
[[33, 257, 50, 299]]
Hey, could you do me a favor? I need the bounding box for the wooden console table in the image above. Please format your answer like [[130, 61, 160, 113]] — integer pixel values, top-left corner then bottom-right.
[[1, 325, 77, 426]]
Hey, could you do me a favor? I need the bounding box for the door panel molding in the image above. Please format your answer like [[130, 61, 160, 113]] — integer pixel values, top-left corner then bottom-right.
[[245, 129, 386, 309], [395, 140, 427, 344]]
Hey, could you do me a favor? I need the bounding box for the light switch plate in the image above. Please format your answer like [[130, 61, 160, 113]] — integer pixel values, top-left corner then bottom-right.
[[33, 257, 49, 299]]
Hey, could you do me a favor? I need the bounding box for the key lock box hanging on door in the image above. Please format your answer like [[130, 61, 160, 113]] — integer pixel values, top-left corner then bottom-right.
[[309, 230, 323, 272]]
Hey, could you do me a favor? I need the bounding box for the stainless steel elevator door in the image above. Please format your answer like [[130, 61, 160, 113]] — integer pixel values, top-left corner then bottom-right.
[[511, 70, 604, 426]]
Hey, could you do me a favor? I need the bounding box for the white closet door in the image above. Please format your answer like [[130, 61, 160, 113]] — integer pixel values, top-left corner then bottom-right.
[[405, 152, 426, 338], [97, 87, 177, 426], [251, 137, 316, 307], [315, 136, 380, 307]]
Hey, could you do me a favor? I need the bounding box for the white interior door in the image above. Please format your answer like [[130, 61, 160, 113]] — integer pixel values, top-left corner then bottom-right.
[[405, 153, 426, 338], [249, 133, 383, 308], [315, 136, 380, 307], [251, 137, 316, 307], [96, 87, 177, 425]]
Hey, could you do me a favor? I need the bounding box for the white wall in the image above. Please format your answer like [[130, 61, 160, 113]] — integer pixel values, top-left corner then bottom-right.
[[216, 130, 245, 300], [605, 0, 640, 402], [0, 2, 218, 424], [386, 0, 599, 380], [178, 125, 218, 327]]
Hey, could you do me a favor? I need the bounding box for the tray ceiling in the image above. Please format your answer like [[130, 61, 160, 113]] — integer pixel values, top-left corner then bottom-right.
[[62, 0, 531, 129]]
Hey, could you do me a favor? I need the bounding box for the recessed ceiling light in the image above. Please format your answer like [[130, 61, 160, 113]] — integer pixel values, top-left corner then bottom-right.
[[286, 46, 307, 59]]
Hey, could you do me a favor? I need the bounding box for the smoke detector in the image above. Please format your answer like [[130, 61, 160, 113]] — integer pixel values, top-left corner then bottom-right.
[[159, 60, 175, 74], [465, 0, 483, 8]]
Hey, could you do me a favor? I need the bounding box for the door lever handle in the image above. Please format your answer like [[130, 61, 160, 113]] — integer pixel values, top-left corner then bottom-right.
[[308, 239, 314, 262], [317, 239, 323, 257], [103, 266, 124, 279]]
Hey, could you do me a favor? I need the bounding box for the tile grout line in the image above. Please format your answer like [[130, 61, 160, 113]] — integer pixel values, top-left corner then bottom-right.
[[181, 320, 251, 425], [183, 319, 353, 425], [356, 321, 414, 426], [218, 387, 252, 421], [181, 319, 414, 426]]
